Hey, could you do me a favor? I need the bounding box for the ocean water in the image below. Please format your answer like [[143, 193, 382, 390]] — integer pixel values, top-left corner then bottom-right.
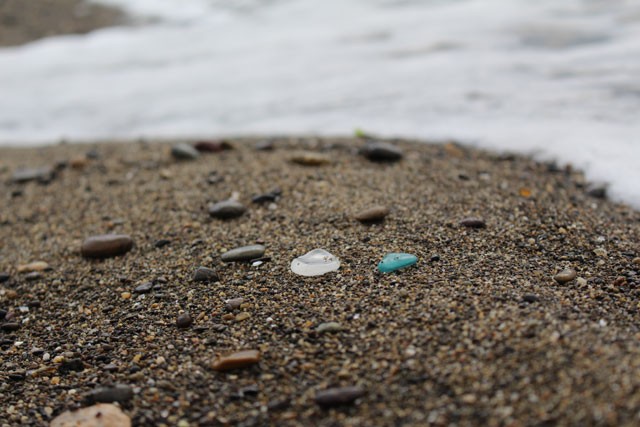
[[0, 0, 639, 206]]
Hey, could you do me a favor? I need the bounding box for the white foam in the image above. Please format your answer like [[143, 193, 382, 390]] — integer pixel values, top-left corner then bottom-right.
[[0, 0, 639, 207]]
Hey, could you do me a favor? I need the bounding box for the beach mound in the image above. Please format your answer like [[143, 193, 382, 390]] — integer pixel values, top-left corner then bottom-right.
[[1, 138, 639, 426]]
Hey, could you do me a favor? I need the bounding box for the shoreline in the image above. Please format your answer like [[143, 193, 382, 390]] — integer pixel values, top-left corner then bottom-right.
[[2, 137, 640, 425]]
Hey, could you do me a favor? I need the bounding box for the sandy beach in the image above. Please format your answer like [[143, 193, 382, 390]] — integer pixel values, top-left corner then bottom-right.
[[1, 137, 640, 426], [2, 2, 640, 426]]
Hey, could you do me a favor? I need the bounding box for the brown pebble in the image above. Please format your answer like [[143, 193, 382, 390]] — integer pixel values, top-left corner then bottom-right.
[[212, 350, 260, 371], [69, 156, 89, 169], [354, 206, 389, 223], [633, 257, 640, 266], [50, 403, 131, 427], [194, 140, 232, 153], [460, 217, 486, 228], [17, 261, 49, 273], [290, 152, 331, 166], [554, 268, 577, 284], [176, 313, 193, 329], [1, 322, 20, 332], [81, 234, 134, 259], [315, 386, 366, 407]]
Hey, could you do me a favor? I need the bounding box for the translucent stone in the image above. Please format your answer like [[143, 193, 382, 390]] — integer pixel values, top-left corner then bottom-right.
[[291, 249, 340, 276], [378, 253, 417, 273]]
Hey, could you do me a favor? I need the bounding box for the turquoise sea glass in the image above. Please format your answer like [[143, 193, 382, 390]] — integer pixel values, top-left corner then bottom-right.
[[377, 253, 417, 273]]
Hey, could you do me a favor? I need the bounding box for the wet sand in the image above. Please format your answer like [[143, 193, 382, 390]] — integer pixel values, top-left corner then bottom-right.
[[1, 138, 640, 426]]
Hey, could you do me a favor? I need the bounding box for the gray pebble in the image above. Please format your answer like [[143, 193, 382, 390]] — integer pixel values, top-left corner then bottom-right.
[[193, 267, 219, 283], [460, 217, 486, 228], [554, 268, 577, 284], [171, 143, 200, 160], [208, 200, 246, 219], [225, 297, 245, 311], [221, 245, 266, 262], [134, 282, 153, 294], [86, 384, 133, 404], [316, 322, 343, 333], [11, 167, 54, 184], [315, 386, 365, 407]]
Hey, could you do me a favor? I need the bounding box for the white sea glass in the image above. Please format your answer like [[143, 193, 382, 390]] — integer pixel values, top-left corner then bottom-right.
[[290, 249, 340, 277]]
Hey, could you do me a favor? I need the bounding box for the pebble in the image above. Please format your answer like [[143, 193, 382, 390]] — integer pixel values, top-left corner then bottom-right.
[[554, 268, 577, 284], [69, 156, 89, 169], [315, 386, 365, 407], [17, 261, 49, 273], [193, 267, 219, 283], [24, 272, 42, 281], [1, 323, 20, 332], [354, 206, 389, 223], [359, 142, 403, 162], [121, 292, 132, 300], [50, 403, 131, 427], [171, 143, 200, 160], [11, 167, 54, 183], [81, 234, 134, 258], [252, 189, 282, 204], [378, 253, 418, 273], [154, 239, 171, 248], [522, 294, 539, 303], [290, 152, 331, 166], [86, 385, 134, 404], [290, 249, 340, 277], [208, 200, 247, 219], [459, 217, 486, 228], [134, 282, 153, 294], [586, 183, 607, 199], [225, 298, 245, 311], [316, 322, 343, 333], [212, 350, 260, 371], [194, 140, 232, 153], [0, 272, 9, 283], [176, 313, 193, 329], [633, 257, 640, 266], [0, 309, 6, 320], [221, 245, 266, 262], [255, 140, 274, 151], [235, 312, 251, 322]]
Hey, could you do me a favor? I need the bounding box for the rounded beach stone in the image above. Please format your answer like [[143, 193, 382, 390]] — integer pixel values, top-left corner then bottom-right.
[[193, 266, 219, 282], [315, 386, 365, 407], [554, 268, 577, 284], [86, 385, 133, 404], [290, 249, 340, 277], [176, 313, 193, 329], [316, 322, 343, 333], [194, 140, 232, 153], [171, 143, 200, 160], [221, 245, 266, 262], [81, 235, 133, 258], [208, 200, 246, 219], [289, 152, 331, 166], [17, 261, 49, 273], [459, 217, 486, 228], [359, 142, 403, 162], [50, 403, 131, 427], [354, 206, 389, 223], [212, 350, 260, 371]]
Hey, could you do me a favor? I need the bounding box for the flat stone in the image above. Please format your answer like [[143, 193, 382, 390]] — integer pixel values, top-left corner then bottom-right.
[[221, 245, 266, 262], [193, 266, 219, 283], [554, 268, 577, 284], [0, 272, 9, 283], [378, 253, 418, 273], [212, 350, 260, 371], [586, 183, 607, 199], [81, 235, 134, 259], [86, 385, 133, 404], [11, 167, 54, 184], [171, 143, 200, 160], [291, 249, 340, 277], [1, 322, 20, 332], [176, 313, 193, 329], [194, 140, 232, 153], [315, 386, 365, 407], [290, 152, 331, 166], [316, 322, 343, 333], [522, 294, 539, 303], [24, 272, 42, 281], [459, 217, 486, 228], [208, 200, 246, 219], [354, 206, 389, 223], [50, 403, 131, 427], [133, 282, 153, 294], [252, 189, 282, 204], [154, 239, 171, 248], [359, 142, 403, 162], [17, 261, 49, 273]]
